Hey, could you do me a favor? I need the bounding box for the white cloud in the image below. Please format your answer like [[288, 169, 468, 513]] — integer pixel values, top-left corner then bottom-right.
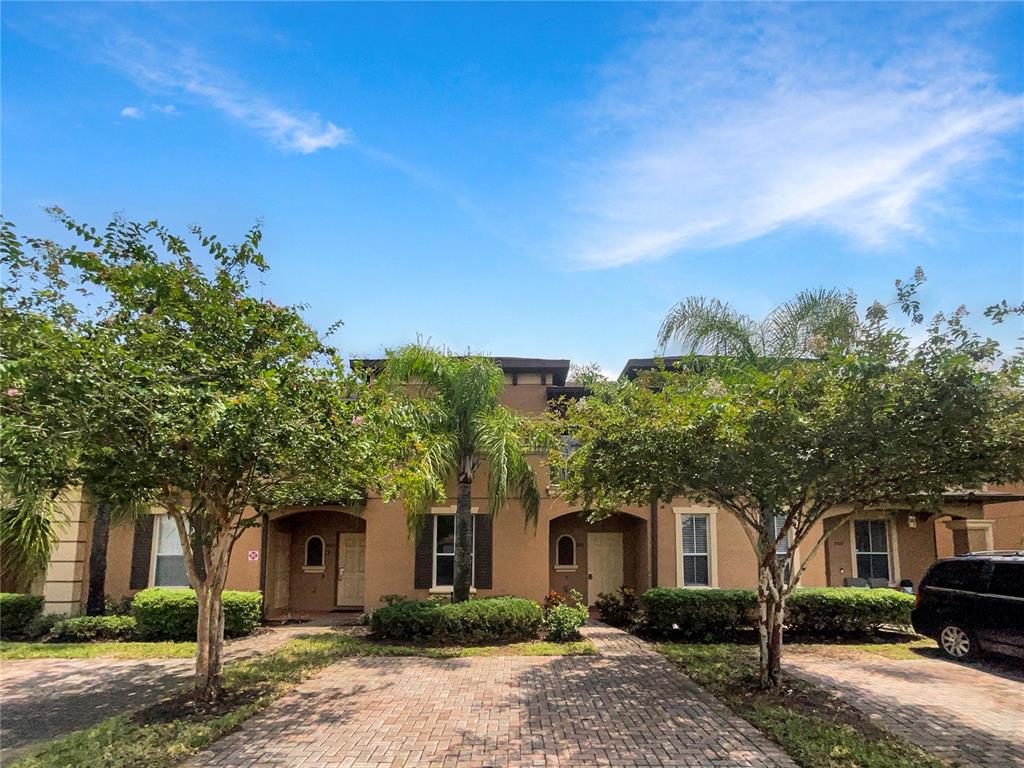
[[106, 36, 351, 154], [152, 104, 178, 115], [120, 106, 143, 119], [566, 6, 1024, 268]]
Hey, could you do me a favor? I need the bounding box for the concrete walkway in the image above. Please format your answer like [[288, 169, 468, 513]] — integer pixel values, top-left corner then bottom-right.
[[0, 624, 336, 762], [786, 646, 1024, 768], [187, 622, 795, 768]]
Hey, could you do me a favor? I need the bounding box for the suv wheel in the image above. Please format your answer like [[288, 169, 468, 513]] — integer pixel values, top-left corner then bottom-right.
[[938, 624, 978, 661]]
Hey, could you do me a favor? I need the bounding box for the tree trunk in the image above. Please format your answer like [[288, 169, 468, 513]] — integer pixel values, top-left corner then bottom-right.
[[194, 580, 226, 701], [757, 558, 786, 689], [453, 479, 474, 603], [86, 502, 110, 616]]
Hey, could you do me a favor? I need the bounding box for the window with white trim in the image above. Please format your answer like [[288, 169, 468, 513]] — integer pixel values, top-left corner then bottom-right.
[[770, 513, 793, 582], [153, 515, 189, 587], [434, 514, 474, 588], [854, 520, 890, 581], [680, 514, 710, 586], [304, 536, 325, 569], [555, 535, 576, 568]]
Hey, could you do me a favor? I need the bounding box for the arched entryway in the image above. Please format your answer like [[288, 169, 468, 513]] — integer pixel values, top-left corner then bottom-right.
[[548, 511, 649, 604], [265, 507, 367, 617]]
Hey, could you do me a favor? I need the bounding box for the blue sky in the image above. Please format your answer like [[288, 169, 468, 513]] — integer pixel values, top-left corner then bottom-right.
[[3, 2, 1022, 376]]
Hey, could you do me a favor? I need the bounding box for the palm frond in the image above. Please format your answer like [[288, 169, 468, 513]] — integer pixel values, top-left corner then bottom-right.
[[0, 478, 67, 589], [658, 297, 760, 358], [765, 288, 858, 357], [474, 407, 540, 522]]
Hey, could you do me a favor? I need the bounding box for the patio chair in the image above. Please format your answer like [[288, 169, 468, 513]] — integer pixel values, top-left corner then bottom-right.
[[867, 578, 889, 588], [843, 577, 870, 587]]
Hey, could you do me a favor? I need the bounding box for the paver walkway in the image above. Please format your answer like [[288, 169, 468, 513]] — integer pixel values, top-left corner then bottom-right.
[[187, 622, 795, 768], [0, 624, 336, 762], [786, 647, 1024, 768]]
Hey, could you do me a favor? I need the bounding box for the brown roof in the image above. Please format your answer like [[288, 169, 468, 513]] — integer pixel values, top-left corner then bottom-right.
[[351, 356, 570, 386]]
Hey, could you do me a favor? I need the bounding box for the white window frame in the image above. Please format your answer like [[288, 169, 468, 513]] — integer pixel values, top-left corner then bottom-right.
[[303, 535, 326, 573], [850, 514, 900, 584], [149, 513, 191, 589], [674, 507, 719, 588], [429, 506, 479, 594], [554, 534, 577, 572], [770, 513, 801, 585]]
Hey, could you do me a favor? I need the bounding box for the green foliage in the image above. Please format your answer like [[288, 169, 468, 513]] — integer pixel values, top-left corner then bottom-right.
[[49, 615, 138, 642], [786, 588, 914, 635], [642, 588, 757, 640], [594, 586, 641, 627], [369, 597, 543, 644], [133, 588, 262, 641], [368, 600, 439, 641], [25, 612, 62, 640], [434, 597, 543, 644], [542, 602, 588, 641], [0, 640, 196, 660], [643, 587, 915, 640], [383, 344, 541, 602], [660, 643, 946, 768], [0, 593, 44, 638]]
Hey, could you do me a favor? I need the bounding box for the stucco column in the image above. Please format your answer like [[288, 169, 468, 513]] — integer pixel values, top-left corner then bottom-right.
[[944, 519, 994, 555]]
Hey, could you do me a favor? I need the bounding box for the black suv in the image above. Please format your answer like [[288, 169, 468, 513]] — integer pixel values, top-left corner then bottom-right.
[[912, 552, 1024, 661]]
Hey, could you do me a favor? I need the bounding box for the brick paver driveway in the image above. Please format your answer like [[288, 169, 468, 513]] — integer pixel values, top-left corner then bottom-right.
[[0, 624, 335, 762], [188, 623, 794, 768], [787, 646, 1024, 768]]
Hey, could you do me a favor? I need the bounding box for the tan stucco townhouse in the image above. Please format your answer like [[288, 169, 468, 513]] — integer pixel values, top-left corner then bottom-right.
[[21, 357, 1024, 617]]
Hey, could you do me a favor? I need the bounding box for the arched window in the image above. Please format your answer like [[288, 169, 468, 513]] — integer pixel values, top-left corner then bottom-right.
[[555, 535, 576, 569], [304, 536, 325, 569]]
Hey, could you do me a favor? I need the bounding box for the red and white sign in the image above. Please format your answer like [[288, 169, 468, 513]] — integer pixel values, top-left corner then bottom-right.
[[247, 550, 259, 562]]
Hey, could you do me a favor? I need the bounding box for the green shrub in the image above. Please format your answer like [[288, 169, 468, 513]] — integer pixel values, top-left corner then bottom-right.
[[434, 597, 543, 644], [369, 600, 439, 641], [49, 615, 138, 642], [642, 586, 916, 640], [641, 588, 757, 640], [786, 588, 915, 635], [595, 587, 641, 627], [132, 588, 262, 640], [0, 593, 44, 639], [543, 602, 589, 641], [25, 612, 62, 640], [370, 597, 543, 644]]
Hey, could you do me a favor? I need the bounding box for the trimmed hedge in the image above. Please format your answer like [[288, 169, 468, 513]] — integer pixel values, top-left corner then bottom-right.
[[641, 587, 915, 639], [49, 615, 138, 642], [132, 588, 263, 640], [370, 597, 543, 644], [0, 593, 45, 639], [787, 588, 914, 634], [642, 588, 756, 640]]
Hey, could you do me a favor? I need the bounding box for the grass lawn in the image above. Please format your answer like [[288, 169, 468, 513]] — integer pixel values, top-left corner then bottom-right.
[[10, 632, 593, 768], [1, 641, 197, 660], [659, 643, 946, 768], [795, 638, 934, 661]]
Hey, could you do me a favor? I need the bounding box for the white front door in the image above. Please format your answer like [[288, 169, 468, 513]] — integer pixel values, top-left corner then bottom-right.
[[587, 532, 623, 605], [270, 531, 290, 611], [336, 532, 366, 608]]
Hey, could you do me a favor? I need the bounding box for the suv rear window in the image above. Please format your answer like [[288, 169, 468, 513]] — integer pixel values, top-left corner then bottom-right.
[[925, 560, 984, 591], [987, 563, 1024, 599]]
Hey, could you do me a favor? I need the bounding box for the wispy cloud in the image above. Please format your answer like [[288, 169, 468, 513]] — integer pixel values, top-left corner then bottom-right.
[[120, 106, 143, 119], [105, 35, 350, 154], [566, 6, 1024, 268]]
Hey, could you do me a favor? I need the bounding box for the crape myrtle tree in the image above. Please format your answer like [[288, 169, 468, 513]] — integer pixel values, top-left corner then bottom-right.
[[1, 211, 402, 700], [383, 345, 540, 603], [558, 277, 1024, 688]]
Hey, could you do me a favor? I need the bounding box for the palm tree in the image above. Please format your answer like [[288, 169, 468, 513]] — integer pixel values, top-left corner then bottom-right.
[[658, 288, 859, 359], [384, 345, 540, 603]]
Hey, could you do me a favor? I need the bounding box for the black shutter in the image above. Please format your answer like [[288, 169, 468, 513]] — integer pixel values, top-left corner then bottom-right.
[[414, 515, 433, 589], [129, 515, 155, 589], [474, 515, 493, 589]]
